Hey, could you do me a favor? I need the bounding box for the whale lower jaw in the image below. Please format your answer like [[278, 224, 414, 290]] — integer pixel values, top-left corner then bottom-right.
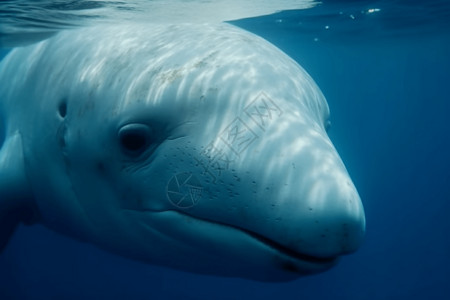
[[123, 209, 338, 278]]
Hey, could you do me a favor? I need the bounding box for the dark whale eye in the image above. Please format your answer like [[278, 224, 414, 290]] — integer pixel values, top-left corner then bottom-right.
[[118, 124, 152, 156]]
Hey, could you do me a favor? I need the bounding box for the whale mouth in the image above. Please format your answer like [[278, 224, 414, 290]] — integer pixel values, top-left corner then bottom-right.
[[239, 226, 338, 266], [172, 211, 339, 267], [125, 208, 338, 271]]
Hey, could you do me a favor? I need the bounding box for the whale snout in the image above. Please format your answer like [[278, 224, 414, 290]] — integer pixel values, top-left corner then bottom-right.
[[227, 127, 366, 264], [287, 176, 365, 259]]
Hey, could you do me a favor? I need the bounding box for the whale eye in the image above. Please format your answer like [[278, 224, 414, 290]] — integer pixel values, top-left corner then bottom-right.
[[118, 124, 152, 156]]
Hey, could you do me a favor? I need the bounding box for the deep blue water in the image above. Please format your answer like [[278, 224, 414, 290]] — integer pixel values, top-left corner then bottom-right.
[[1, 1, 450, 299]]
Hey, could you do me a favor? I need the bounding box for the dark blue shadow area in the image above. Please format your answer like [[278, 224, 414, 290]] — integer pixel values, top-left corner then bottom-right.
[[0, 49, 10, 60]]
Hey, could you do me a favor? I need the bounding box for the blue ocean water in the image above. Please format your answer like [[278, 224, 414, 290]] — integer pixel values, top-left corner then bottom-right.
[[1, 0, 449, 299]]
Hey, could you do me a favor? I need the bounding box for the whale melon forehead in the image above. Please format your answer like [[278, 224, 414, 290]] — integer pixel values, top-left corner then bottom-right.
[[39, 23, 329, 126]]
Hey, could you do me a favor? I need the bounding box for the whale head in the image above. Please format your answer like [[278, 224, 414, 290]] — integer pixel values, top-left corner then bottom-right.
[[1, 23, 365, 281]]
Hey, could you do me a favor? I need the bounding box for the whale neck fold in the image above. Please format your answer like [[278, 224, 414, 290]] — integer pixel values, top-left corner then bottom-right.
[[0, 131, 35, 251]]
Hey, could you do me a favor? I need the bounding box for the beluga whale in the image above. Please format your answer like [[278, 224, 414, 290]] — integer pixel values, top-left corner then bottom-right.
[[0, 20, 365, 281]]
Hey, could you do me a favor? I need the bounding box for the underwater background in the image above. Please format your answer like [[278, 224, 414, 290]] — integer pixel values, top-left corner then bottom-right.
[[0, 0, 449, 299]]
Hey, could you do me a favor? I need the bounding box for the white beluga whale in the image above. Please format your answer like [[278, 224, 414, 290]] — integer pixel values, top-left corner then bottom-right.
[[0, 22, 365, 281]]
